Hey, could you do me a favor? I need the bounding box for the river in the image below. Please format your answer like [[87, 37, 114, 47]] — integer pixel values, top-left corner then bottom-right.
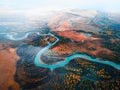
[[1, 32, 120, 71]]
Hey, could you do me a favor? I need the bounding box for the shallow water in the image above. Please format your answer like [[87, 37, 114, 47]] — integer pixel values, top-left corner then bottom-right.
[[1, 32, 120, 71], [34, 33, 120, 71]]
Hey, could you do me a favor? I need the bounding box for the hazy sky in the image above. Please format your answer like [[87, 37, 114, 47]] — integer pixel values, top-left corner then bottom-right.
[[0, 0, 120, 11]]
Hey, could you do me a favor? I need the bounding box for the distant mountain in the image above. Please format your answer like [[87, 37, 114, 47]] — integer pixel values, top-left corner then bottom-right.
[[0, 9, 120, 33]]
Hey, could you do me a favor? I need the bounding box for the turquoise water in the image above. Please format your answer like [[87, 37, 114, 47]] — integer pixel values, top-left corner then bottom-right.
[[1, 32, 120, 71], [82, 33, 91, 38], [34, 33, 120, 71], [35, 53, 120, 71], [5, 32, 40, 41]]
